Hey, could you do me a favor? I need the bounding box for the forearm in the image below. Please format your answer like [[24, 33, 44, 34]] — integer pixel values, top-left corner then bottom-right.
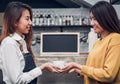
[[81, 65, 118, 82], [16, 67, 42, 84]]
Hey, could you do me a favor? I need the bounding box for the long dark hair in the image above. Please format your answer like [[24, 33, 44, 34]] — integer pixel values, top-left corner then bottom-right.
[[0, 1, 35, 59], [90, 1, 120, 33]]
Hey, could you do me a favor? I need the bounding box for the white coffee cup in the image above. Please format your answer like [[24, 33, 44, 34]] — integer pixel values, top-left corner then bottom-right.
[[52, 61, 65, 69]]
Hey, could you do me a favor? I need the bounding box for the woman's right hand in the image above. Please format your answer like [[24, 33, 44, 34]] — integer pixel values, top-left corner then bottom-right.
[[40, 63, 61, 73]]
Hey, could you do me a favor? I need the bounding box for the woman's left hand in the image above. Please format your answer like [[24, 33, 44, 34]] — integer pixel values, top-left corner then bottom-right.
[[61, 62, 82, 74]]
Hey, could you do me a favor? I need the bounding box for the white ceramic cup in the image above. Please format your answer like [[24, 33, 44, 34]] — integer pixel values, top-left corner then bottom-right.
[[52, 61, 65, 69]]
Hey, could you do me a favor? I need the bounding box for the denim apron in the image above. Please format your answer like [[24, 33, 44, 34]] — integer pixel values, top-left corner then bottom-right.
[[16, 40, 37, 84], [23, 53, 37, 84], [0, 40, 37, 84], [0, 54, 37, 84], [0, 53, 37, 84], [0, 70, 5, 84]]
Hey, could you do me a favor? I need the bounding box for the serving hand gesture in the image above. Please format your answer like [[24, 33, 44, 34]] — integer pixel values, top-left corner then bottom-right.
[[60, 62, 83, 75], [40, 63, 61, 73]]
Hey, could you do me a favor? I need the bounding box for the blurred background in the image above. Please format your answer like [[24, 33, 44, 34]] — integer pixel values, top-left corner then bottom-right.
[[0, 0, 120, 84]]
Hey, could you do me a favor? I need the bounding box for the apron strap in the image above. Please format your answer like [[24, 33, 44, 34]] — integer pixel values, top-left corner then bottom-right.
[[16, 41, 24, 54]]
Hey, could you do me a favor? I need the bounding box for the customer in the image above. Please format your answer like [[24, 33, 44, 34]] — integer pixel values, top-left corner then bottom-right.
[[0, 1, 59, 84], [62, 1, 120, 84]]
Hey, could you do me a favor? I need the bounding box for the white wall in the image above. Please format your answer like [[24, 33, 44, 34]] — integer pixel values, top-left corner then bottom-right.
[[113, 5, 120, 19], [84, 0, 109, 5], [32, 8, 90, 17]]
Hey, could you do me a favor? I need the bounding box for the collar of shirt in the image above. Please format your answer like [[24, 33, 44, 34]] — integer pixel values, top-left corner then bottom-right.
[[11, 33, 28, 53], [11, 33, 24, 42]]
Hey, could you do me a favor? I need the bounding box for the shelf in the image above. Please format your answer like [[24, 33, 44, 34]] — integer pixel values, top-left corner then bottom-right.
[[0, 25, 92, 32], [33, 25, 92, 32], [33, 25, 92, 28]]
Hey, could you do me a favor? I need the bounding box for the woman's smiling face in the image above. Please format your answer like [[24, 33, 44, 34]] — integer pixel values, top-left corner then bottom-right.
[[90, 12, 104, 34], [15, 9, 32, 36]]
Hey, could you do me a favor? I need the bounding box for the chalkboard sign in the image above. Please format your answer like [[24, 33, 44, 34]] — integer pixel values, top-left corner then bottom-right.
[[40, 32, 80, 56]]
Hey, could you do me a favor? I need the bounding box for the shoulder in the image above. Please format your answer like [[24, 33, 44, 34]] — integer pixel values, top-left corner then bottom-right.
[[108, 33, 120, 46], [110, 33, 120, 41], [94, 33, 120, 46], [1, 36, 17, 46]]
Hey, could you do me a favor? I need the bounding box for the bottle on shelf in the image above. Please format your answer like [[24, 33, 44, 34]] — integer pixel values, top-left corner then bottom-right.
[[35, 11, 40, 26], [32, 12, 36, 26], [32, 9, 90, 26], [39, 14, 44, 26]]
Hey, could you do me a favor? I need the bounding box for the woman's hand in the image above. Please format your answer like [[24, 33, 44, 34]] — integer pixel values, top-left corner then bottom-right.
[[61, 62, 83, 74], [40, 63, 61, 73]]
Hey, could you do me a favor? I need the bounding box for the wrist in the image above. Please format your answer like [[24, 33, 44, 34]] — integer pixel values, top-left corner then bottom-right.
[[40, 64, 46, 70], [80, 65, 83, 70]]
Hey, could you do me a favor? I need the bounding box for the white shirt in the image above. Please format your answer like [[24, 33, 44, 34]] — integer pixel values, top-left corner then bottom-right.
[[0, 33, 42, 84]]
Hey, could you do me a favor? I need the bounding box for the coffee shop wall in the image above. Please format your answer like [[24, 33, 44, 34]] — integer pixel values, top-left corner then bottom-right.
[[31, 8, 91, 57]]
